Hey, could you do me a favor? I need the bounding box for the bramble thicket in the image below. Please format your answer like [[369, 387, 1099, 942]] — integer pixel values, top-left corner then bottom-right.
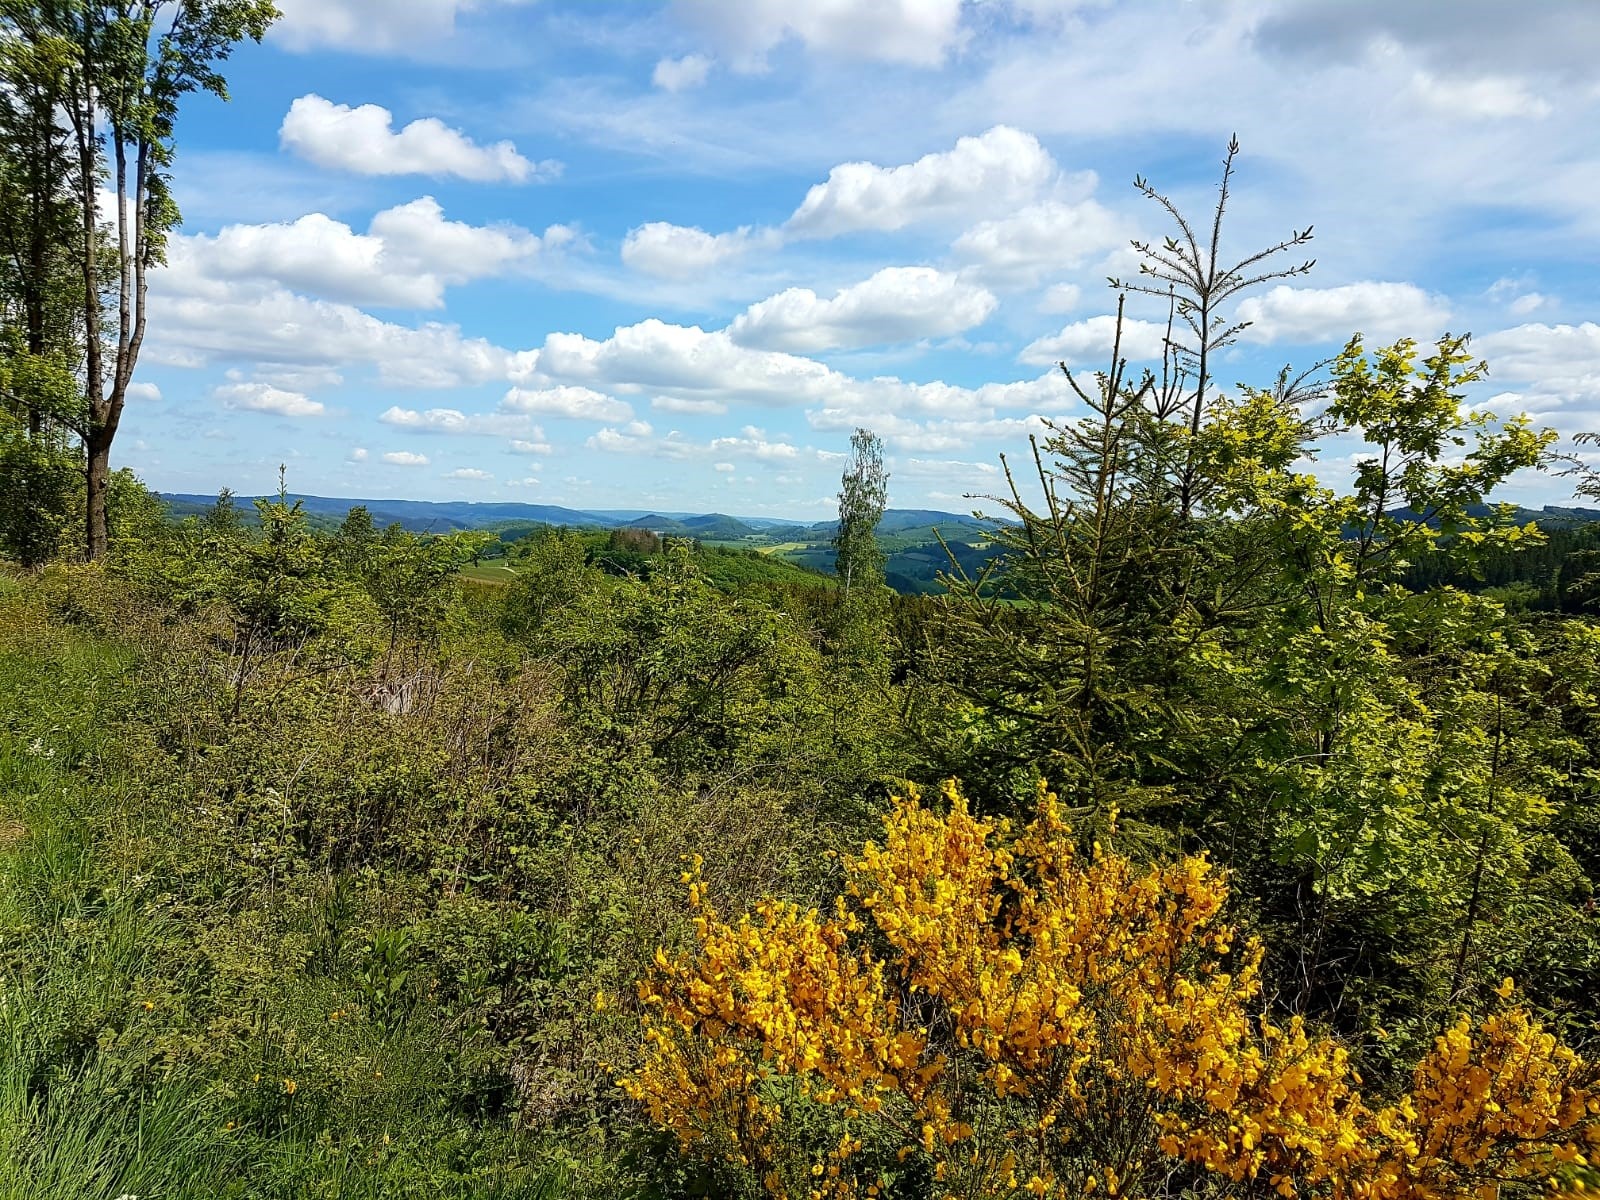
[[2, 11, 1600, 1194]]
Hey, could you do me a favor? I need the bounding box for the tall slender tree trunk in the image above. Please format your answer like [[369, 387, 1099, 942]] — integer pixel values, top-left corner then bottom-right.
[[86, 428, 112, 558], [25, 181, 45, 436], [68, 24, 107, 561]]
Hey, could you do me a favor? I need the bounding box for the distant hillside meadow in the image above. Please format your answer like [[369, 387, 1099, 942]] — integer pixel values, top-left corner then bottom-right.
[[158, 493, 1009, 595]]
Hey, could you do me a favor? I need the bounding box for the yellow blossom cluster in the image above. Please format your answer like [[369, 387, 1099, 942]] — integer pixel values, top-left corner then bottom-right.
[[622, 783, 1600, 1200]]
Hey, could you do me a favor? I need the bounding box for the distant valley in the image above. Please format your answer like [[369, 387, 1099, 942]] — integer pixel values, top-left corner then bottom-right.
[[159, 492, 1006, 594]]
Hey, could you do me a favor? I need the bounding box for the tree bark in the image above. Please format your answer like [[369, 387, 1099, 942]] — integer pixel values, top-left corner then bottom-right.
[[68, 13, 106, 560], [86, 426, 111, 559]]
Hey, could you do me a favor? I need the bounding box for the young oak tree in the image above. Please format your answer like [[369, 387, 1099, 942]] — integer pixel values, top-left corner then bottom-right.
[[0, 0, 277, 559]]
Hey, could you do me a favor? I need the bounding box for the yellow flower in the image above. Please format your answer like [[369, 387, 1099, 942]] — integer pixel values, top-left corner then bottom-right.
[[283, 1079, 297, 1095], [618, 781, 1600, 1200]]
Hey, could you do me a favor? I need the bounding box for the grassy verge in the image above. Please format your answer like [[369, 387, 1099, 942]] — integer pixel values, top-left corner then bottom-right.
[[0, 590, 575, 1199]]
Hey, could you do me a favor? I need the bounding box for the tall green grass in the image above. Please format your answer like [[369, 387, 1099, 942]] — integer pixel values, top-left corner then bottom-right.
[[0, 606, 578, 1199]]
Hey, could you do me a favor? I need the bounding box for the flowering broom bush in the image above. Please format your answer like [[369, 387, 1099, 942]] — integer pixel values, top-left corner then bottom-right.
[[623, 783, 1600, 1199]]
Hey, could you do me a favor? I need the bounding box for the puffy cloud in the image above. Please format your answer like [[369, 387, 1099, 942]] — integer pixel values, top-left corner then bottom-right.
[[379, 405, 534, 435], [517, 317, 1081, 454], [509, 435, 553, 455], [1019, 314, 1170, 366], [213, 382, 326, 417], [618, 128, 1064, 283], [587, 420, 660, 454], [1235, 282, 1451, 345], [444, 467, 493, 480], [125, 381, 162, 403], [369, 198, 555, 279], [1477, 322, 1600, 420], [280, 95, 556, 183], [524, 318, 838, 406], [146, 284, 514, 387], [382, 450, 431, 466], [348, 447, 369, 462], [675, 0, 967, 67], [500, 385, 635, 422], [785, 126, 1057, 238], [166, 197, 547, 310], [653, 53, 713, 91], [952, 198, 1127, 286], [620, 222, 774, 278], [170, 213, 400, 305], [709, 427, 803, 460], [729, 267, 997, 352]]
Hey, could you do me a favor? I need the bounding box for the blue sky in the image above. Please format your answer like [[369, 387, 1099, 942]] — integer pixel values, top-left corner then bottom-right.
[[122, 0, 1600, 515]]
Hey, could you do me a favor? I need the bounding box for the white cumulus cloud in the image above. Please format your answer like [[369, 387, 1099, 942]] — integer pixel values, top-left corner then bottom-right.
[[1019, 315, 1170, 366], [500, 385, 635, 422], [1477, 322, 1600, 421], [280, 95, 556, 183], [146, 282, 517, 387], [510, 313, 1083, 456], [382, 450, 431, 466], [165, 197, 548, 310], [785, 126, 1057, 238], [1235, 282, 1451, 345], [620, 222, 775, 278], [444, 467, 493, 481], [523, 318, 837, 406], [729, 267, 997, 352], [214, 382, 326, 417], [952, 198, 1127, 287]]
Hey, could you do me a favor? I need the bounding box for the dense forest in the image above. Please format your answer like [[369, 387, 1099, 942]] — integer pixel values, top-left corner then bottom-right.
[[4, 5, 1600, 1200]]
